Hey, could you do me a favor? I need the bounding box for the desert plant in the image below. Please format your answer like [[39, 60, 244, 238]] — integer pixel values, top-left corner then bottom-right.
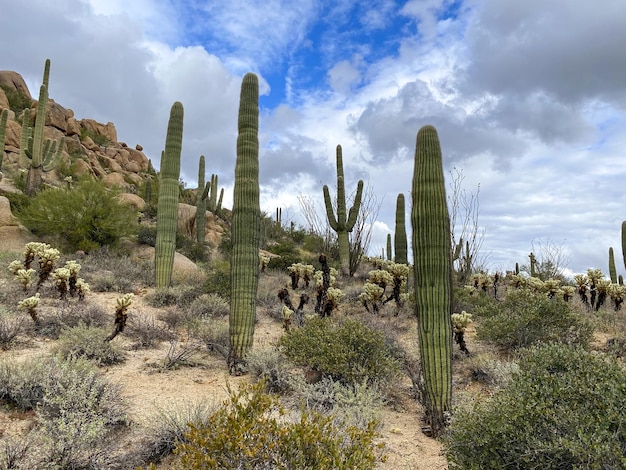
[[106, 292, 134, 341], [475, 287, 594, 351], [246, 347, 295, 393], [172, 379, 383, 469], [394, 193, 408, 265], [53, 324, 126, 365], [323, 145, 364, 276], [444, 343, 626, 469], [279, 316, 401, 386], [155, 102, 184, 288], [0, 310, 22, 350], [411, 125, 453, 436], [18, 178, 138, 252], [229, 73, 261, 374], [196, 155, 207, 244]]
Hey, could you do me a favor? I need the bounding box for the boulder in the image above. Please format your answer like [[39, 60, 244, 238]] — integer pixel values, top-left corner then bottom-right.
[[46, 100, 68, 132], [3, 119, 22, 148], [125, 147, 149, 172], [118, 193, 145, 210], [102, 172, 129, 189], [130, 244, 206, 285], [72, 158, 93, 177], [66, 117, 80, 136], [0, 88, 8, 110], [0, 196, 17, 226], [0, 71, 32, 100], [80, 118, 117, 143]]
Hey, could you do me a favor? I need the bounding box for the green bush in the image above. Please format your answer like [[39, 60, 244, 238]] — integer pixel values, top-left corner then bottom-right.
[[475, 288, 594, 351], [52, 324, 126, 365], [1, 85, 32, 112], [173, 380, 383, 469], [279, 317, 402, 386], [18, 179, 138, 252], [444, 343, 626, 469], [203, 259, 231, 298]]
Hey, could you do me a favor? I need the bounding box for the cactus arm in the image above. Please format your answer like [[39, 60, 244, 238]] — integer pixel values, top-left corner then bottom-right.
[[201, 181, 210, 201], [322, 184, 339, 231], [411, 125, 452, 437], [155, 102, 184, 288], [229, 73, 260, 374], [346, 179, 363, 231]]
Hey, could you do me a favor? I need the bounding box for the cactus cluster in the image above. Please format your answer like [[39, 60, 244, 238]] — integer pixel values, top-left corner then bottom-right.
[[287, 262, 314, 289], [323, 145, 363, 276]]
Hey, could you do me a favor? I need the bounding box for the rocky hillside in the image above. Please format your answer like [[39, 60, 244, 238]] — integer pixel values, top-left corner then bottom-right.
[[0, 69, 152, 192]]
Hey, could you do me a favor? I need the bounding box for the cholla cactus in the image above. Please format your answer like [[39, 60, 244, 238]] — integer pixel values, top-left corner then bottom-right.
[[287, 263, 315, 289], [259, 253, 271, 273], [325, 287, 344, 312], [282, 305, 294, 331], [107, 293, 134, 341], [595, 278, 611, 311], [543, 278, 561, 299], [527, 276, 545, 293], [23, 242, 49, 269], [560, 285, 576, 302], [75, 278, 90, 301], [506, 273, 526, 289], [451, 311, 472, 355], [18, 293, 41, 324], [52, 267, 71, 300], [359, 281, 385, 314], [36, 245, 60, 289], [64, 260, 82, 297], [573, 273, 589, 306], [385, 262, 410, 310], [608, 283, 626, 311], [15, 269, 36, 291], [8, 260, 24, 275]]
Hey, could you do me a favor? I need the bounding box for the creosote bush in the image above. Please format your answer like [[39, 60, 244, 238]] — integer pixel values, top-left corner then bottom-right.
[[172, 379, 384, 469], [18, 178, 138, 252], [279, 317, 402, 386], [444, 343, 626, 469], [475, 288, 594, 351], [52, 323, 126, 365]]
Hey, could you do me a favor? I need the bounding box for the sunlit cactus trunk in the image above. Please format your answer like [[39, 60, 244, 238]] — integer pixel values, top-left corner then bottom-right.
[[155, 102, 184, 288], [229, 73, 261, 374], [323, 145, 363, 276], [411, 125, 452, 437], [394, 193, 408, 265]]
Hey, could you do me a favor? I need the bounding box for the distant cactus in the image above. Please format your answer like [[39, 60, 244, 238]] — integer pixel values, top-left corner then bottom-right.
[[411, 125, 452, 437], [155, 102, 184, 288], [609, 247, 617, 283], [386, 234, 392, 261], [229, 73, 261, 374], [394, 193, 408, 265], [323, 145, 363, 276], [529, 252, 537, 278], [196, 155, 207, 244], [206, 173, 223, 213], [0, 108, 7, 182], [24, 59, 64, 196]]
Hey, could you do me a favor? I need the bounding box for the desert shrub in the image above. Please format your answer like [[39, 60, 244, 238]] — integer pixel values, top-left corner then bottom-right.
[[36, 302, 109, 339], [177, 235, 208, 263], [0, 356, 128, 469], [18, 178, 138, 252], [278, 317, 402, 386], [141, 401, 216, 464], [246, 347, 295, 393], [464, 355, 520, 388], [2, 190, 31, 214], [0, 310, 22, 350], [157, 306, 193, 330], [80, 246, 154, 290], [128, 313, 176, 349], [161, 338, 203, 370], [173, 380, 383, 469], [453, 285, 497, 313], [52, 324, 126, 365], [475, 288, 594, 351], [444, 343, 626, 469], [187, 293, 230, 318], [188, 318, 229, 358], [0, 85, 31, 112], [145, 285, 202, 308], [137, 225, 157, 246], [203, 259, 231, 298]]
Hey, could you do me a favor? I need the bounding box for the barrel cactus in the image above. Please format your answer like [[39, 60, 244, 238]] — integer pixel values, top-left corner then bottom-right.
[[411, 125, 452, 437], [229, 73, 261, 374], [155, 102, 184, 288]]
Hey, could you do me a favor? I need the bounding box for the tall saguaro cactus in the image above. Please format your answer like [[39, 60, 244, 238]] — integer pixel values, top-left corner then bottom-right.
[[0, 108, 7, 182], [323, 145, 363, 275], [196, 155, 207, 244], [411, 125, 452, 437], [394, 193, 408, 265], [609, 247, 618, 283], [229, 73, 261, 374], [155, 102, 184, 288]]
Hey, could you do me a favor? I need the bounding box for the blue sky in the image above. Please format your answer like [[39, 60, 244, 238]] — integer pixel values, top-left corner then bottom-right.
[[2, 0, 626, 277]]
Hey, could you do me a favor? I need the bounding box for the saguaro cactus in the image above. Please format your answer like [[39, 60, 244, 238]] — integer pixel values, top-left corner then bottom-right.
[[621, 221, 626, 270], [386, 234, 392, 261], [155, 102, 184, 288], [411, 125, 452, 437], [394, 193, 408, 265], [609, 247, 618, 283], [323, 145, 363, 275], [24, 59, 64, 196], [196, 155, 206, 244], [0, 108, 7, 182], [229, 73, 261, 374]]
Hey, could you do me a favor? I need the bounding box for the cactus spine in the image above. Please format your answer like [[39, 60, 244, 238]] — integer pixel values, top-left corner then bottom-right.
[[394, 193, 408, 265], [196, 155, 206, 244], [229, 73, 261, 374], [411, 125, 452, 437], [0, 108, 7, 182], [609, 247, 618, 283], [155, 102, 184, 288], [323, 145, 363, 275]]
